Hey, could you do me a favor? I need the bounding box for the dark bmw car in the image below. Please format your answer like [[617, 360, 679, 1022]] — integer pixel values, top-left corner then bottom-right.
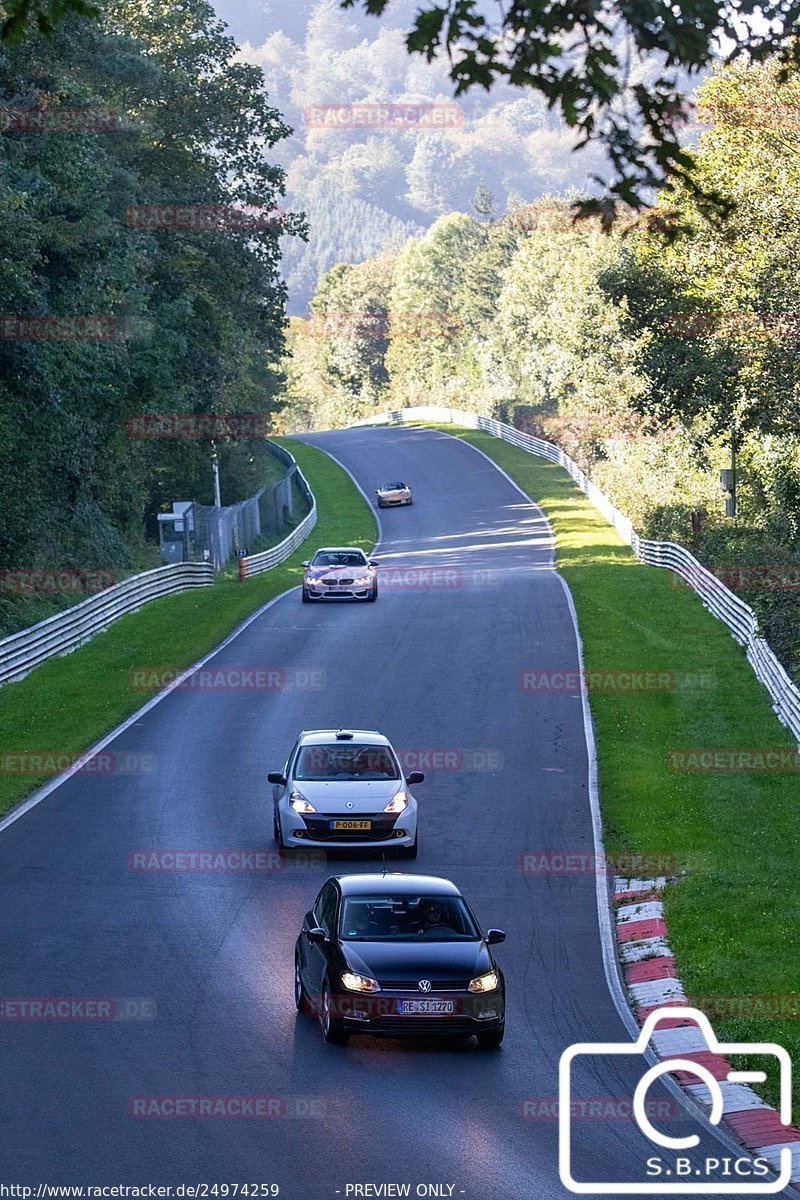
[[294, 873, 506, 1047]]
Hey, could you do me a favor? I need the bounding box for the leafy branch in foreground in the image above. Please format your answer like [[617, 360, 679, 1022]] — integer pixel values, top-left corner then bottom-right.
[[341, 0, 800, 219]]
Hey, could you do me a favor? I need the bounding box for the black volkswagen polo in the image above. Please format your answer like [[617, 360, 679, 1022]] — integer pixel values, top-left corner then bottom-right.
[[294, 873, 506, 1047]]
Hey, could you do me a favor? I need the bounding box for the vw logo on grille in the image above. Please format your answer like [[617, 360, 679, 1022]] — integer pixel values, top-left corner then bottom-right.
[[418, 979, 432, 993]]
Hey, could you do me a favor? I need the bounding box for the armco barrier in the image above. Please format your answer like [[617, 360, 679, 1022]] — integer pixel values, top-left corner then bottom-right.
[[0, 563, 213, 687], [354, 405, 800, 745], [237, 457, 317, 579], [1, 447, 318, 685]]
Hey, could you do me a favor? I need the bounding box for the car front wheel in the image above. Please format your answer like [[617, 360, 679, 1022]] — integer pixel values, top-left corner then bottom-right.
[[273, 809, 285, 849], [367, 584, 378, 602], [320, 980, 349, 1044], [294, 953, 309, 1015], [476, 1024, 504, 1049]]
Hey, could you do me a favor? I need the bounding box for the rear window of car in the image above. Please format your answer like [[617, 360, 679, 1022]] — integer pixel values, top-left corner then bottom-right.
[[339, 894, 480, 941], [311, 550, 368, 567], [294, 743, 399, 781]]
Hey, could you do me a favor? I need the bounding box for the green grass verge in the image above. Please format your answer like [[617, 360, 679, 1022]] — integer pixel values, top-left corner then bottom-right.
[[435, 425, 800, 1115], [0, 439, 375, 819]]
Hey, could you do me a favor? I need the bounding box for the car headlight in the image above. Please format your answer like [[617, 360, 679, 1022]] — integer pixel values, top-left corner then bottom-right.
[[384, 789, 409, 813], [341, 971, 381, 993], [289, 791, 316, 814], [353, 575, 372, 586], [468, 970, 499, 994]]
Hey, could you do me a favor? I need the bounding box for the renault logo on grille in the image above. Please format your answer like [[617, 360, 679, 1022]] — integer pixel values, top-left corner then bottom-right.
[[418, 979, 432, 993], [345, 801, 354, 809]]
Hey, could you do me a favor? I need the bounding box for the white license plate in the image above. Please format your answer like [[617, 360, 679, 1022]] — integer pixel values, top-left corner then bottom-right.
[[331, 819, 371, 830], [397, 999, 454, 1014]]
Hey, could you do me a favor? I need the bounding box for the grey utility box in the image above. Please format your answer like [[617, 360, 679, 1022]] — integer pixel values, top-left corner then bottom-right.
[[158, 502, 195, 564]]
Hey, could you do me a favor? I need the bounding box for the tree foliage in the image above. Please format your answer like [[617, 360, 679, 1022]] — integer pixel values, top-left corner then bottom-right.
[[0, 0, 302, 632], [341, 0, 800, 215], [286, 53, 800, 679]]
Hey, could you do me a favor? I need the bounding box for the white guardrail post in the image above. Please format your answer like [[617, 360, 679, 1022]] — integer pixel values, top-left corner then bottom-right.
[[354, 405, 800, 745], [0, 446, 318, 687]]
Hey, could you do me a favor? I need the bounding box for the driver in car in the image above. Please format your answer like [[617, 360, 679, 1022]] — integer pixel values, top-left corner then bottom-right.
[[416, 899, 455, 935]]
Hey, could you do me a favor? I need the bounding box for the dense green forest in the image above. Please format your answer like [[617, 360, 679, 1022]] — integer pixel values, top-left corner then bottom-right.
[[281, 57, 800, 684], [0, 0, 304, 632]]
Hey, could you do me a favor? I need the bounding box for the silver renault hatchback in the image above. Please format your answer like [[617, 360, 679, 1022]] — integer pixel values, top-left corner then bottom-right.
[[268, 729, 423, 857]]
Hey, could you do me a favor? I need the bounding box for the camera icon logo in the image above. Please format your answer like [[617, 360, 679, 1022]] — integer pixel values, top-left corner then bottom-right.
[[559, 1006, 793, 1193]]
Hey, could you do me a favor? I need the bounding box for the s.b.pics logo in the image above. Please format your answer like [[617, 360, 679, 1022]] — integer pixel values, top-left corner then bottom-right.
[[559, 1008, 793, 1193]]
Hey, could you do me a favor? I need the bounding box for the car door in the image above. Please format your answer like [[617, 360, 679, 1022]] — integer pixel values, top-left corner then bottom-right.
[[303, 881, 338, 1002]]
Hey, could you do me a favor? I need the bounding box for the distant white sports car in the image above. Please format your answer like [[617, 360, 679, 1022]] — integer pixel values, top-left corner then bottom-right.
[[376, 481, 412, 508], [301, 547, 379, 602]]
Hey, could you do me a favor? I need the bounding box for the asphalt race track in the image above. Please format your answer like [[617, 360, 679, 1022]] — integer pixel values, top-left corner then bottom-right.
[[0, 425, 785, 1198]]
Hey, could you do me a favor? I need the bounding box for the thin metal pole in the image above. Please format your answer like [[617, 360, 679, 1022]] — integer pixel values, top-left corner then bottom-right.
[[211, 439, 222, 508]]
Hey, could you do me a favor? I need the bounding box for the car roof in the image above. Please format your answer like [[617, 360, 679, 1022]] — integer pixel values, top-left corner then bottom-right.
[[312, 546, 367, 554], [298, 729, 390, 746], [334, 873, 462, 897]]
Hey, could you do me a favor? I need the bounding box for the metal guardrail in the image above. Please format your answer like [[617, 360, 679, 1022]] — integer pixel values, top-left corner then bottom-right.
[[237, 457, 317, 579], [0, 445, 319, 686], [356, 405, 800, 745], [0, 563, 213, 687]]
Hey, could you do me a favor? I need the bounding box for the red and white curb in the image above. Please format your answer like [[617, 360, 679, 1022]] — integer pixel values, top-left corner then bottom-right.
[[614, 876, 800, 1189]]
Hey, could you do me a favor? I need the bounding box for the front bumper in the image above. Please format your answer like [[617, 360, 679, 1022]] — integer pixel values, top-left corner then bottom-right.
[[330, 991, 504, 1036], [377, 496, 412, 507], [304, 580, 374, 600], [282, 809, 416, 849]]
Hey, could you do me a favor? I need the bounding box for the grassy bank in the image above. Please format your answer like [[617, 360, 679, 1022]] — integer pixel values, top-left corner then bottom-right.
[[436, 425, 800, 1114], [0, 439, 375, 818]]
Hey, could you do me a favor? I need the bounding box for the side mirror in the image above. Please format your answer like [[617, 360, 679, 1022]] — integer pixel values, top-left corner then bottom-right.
[[369, 559, 379, 567], [407, 771, 424, 785], [301, 560, 310, 567], [486, 929, 506, 945], [267, 772, 287, 786], [306, 926, 328, 945]]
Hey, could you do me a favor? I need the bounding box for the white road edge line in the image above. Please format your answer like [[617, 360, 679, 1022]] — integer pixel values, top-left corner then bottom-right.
[[0, 440, 382, 842], [427, 427, 792, 1182], [0, 586, 301, 838]]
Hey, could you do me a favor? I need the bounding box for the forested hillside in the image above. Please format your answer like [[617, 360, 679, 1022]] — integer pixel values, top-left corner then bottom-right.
[[221, 0, 636, 314], [0, 0, 303, 634], [281, 57, 800, 683]]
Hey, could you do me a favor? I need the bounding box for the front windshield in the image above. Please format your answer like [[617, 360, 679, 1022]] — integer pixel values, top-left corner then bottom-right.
[[339, 893, 480, 941], [383, 483, 406, 490], [311, 550, 368, 568], [294, 744, 400, 781]]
